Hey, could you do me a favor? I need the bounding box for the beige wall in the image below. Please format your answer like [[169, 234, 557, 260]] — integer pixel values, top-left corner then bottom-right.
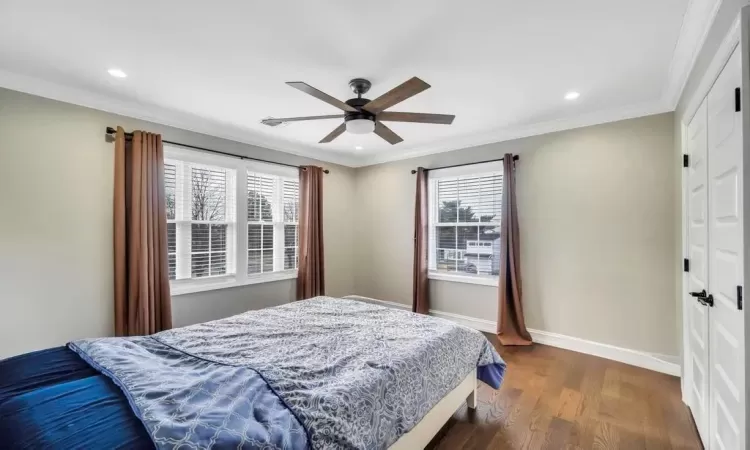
[[354, 113, 679, 356], [0, 88, 355, 358]]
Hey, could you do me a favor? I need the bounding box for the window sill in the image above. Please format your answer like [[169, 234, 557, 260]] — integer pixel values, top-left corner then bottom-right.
[[170, 271, 297, 296], [428, 271, 499, 287]]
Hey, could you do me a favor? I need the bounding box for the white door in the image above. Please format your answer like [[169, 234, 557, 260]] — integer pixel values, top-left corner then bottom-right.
[[707, 47, 745, 450], [687, 97, 710, 443]]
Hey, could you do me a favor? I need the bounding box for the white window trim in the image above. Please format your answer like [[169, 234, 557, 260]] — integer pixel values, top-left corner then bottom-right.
[[165, 145, 299, 296], [427, 161, 503, 287], [170, 270, 298, 296], [428, 271, 499, 287]]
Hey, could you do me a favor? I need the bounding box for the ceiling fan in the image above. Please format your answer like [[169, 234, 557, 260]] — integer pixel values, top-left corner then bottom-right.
[[261, 77, 455, 145]]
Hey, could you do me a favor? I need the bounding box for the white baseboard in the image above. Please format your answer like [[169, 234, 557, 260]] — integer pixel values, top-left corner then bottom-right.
[[344, 295, 681, 377], [428, 309, 496, 333], [527, 329, 680, 377]]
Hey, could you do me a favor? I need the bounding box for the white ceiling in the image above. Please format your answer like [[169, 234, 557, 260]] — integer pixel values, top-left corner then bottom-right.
[[0, 0, 718, 166]]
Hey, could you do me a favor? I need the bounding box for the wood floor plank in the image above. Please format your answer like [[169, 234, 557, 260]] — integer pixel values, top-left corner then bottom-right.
[[429, 334, 702, 450], [557, 387, 583, 422]]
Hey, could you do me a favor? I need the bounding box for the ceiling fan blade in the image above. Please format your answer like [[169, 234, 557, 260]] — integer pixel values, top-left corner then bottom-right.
[[261, 114, 344, 127], [363, 77, 431, 114], [319, 123, 346, 143], [377, 112, 455, 125], [286, 82, 357, 112], [373, 122, 404, 145]]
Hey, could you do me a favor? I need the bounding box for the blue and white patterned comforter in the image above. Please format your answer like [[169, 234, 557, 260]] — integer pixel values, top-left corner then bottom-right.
[[70, 297, 506, 449]]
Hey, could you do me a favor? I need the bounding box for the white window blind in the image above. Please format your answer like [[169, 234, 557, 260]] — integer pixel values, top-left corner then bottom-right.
[[283, 180, 299, 270], [428, 162, 503, 279], [165, 162, 177, 279], [163, 145, 299, 293], [247, 173, 275, 274], [245, 173, 299, 275], [166, 158, 237, 282], [190, 167, 233, 278]]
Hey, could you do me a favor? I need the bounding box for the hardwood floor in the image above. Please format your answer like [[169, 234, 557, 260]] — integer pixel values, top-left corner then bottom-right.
[[431, 336, 702, 449]]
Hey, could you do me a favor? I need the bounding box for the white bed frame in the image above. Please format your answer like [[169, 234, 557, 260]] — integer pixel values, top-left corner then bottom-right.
[[388, 368, 477, 450]]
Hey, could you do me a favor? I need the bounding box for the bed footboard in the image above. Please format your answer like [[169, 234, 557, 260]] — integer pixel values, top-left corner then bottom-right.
[[389, 368, 477, 449]]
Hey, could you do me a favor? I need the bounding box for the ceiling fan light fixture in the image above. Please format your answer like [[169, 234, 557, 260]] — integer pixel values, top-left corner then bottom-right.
[[276, 77, 454, 145], [346, 118, 375, 135]]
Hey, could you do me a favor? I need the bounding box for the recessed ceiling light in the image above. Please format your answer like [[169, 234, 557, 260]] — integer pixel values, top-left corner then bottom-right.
[[355, 146, 363, 150], [108, 68, 127, 78], [564, 91, 580, 100]]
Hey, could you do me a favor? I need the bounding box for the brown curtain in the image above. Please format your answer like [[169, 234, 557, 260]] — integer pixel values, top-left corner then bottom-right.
[[412, 167, 429, 314], [297, 166, 325, 299], [114, 127, 172, 336], [497, 154, 532, 345]]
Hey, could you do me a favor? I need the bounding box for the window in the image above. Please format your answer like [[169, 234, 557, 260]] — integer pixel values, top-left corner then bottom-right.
[[164, 145, 299, 294], [165, 163, 177, 279], [247, 173, 275, 274], [190, 167, 230, 278], [428, 162, 503, 285], [282, 180, 299, 270], [246, 173, 299, 274]]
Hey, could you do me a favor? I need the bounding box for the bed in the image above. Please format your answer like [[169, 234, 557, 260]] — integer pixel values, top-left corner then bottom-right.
[[0, 296, 505, 449]]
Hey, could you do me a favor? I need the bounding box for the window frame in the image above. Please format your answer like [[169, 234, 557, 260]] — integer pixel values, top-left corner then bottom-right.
[[165, 145, 298, 296], [427, 161, 503, 287]]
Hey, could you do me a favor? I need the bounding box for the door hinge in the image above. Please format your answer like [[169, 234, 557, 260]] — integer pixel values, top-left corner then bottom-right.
[[683, 258, 690, 272], [738, 286, 743, 310], [683, 154, 689, 168], [735, 87, 741, 112]]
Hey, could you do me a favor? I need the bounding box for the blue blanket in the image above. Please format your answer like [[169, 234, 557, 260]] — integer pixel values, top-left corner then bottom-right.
[[0, 347, 153, 449], [70, 297, 506, 449]]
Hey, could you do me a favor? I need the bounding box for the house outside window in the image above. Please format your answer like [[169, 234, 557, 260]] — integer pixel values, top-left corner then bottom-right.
[[428, 161, 503, 286]]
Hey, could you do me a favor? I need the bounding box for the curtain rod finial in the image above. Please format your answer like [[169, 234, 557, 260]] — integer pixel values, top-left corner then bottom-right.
[[106, 126, 116, 135], [323, 169, 330, 174], [411, 169, 417, 174]]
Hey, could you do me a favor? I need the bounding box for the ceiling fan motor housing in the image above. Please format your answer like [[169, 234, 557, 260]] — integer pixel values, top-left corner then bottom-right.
[[344, 97, 375, 123]]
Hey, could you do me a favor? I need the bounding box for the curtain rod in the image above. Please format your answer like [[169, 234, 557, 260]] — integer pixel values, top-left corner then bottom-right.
[[105, 127, 330, 174], [410, 155, 518, 174]]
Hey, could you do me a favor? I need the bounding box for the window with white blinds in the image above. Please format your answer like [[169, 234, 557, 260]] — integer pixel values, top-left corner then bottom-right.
[[246, 173, 299, 275], [428, 162, 503, 283], [282, 180, 299, 270], [164, 145, 299, 294]]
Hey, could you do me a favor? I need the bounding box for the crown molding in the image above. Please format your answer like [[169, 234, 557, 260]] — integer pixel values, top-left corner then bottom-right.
[[0, 69, 360, 167], [681, 14, 740, 125], [354, 100, 671, 167], [663, 0, 723, 109]]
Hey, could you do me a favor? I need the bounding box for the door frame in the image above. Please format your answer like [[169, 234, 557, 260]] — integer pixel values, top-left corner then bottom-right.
[[680, 10, 749, 448], [680, 23, 740, 408], [681, 118, 692, 407]]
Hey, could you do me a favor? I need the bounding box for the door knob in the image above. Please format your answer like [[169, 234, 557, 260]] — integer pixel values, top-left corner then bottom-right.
[[690, 289, 714, 307], [701, 294, 714, 307]]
